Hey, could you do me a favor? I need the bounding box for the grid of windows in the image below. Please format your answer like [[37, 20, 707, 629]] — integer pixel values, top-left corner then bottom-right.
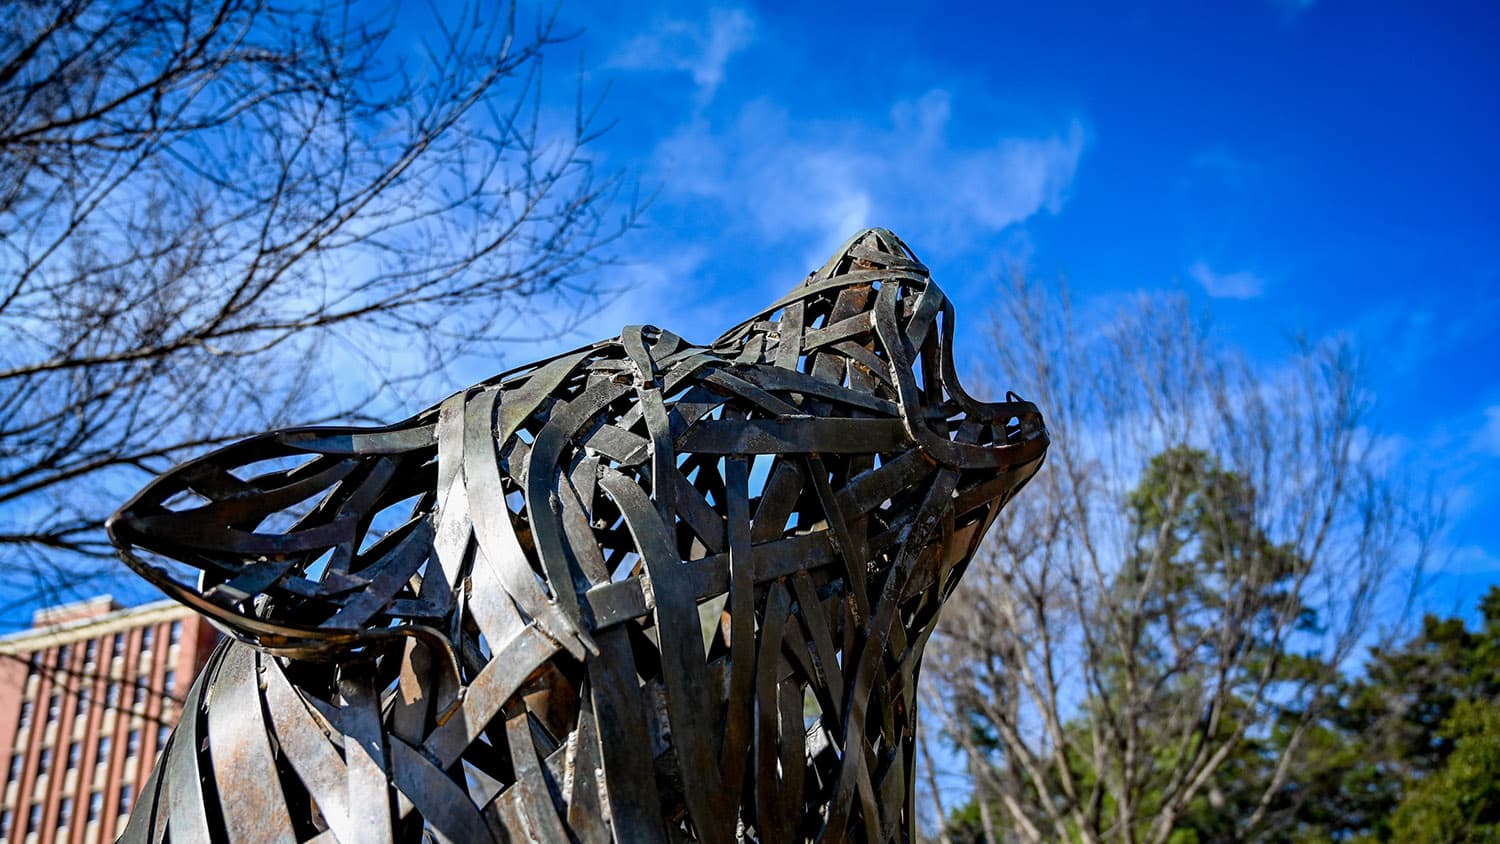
[[3, 611, 209, 839]]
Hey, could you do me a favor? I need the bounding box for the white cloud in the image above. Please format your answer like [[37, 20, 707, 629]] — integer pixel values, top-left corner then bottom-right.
[[1188, 260, 1266, 299], [655, 90, 1086, 265], [608, 8, 755, 102]]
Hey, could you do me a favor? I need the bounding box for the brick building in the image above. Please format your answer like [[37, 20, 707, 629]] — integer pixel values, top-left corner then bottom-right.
[[0, 597, 218, 843]]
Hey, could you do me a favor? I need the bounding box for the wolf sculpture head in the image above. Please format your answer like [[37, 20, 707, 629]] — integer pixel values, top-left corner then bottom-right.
[[108, 228, 1048, 843]]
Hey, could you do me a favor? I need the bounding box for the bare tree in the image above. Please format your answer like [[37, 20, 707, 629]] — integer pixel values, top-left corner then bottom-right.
[[0, 0, 635, 618], [924, 278, 1435, 843]]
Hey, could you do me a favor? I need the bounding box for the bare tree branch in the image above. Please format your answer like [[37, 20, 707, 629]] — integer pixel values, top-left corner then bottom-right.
[[923, 276, 1433, 843], [0, 0, 639, 623]]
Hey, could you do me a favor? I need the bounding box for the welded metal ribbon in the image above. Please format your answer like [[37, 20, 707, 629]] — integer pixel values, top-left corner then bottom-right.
[[109, 228, 1049, 843]]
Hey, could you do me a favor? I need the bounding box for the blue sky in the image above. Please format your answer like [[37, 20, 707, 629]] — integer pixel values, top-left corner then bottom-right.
[[481, 0, 1499, 616], [12, 1, 1491, 628]]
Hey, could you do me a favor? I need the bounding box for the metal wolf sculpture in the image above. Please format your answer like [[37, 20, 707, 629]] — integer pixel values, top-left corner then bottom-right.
[[109, 229, 1049, 843]]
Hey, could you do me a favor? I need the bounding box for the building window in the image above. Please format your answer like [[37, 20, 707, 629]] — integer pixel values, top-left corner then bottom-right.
[[59, 796, 72, 828], [126, 729, 140, 758], [0, 809, 10, 837], [133, 684, 146, 707], [84, 639, 98, 667], [36, 747, 50, 777], [118, 784, 132, 816], [106, 683, 119, 708], [57, 644, 69, 667], [27, 804, 40, 835], [8, 753, 21, 782], [88, 791, 102, 822], [112, 632, 125, 660], [157, 724, 170, 749], [169, 621, 182, 646], [47, 693, 61, 721], [97, 736, 110, 764], [18, 699, 31, 728], [164, 670, 176, 694], [67, 741, 80, 770], [77, 691, 89, 719], [26, 652, 38, 676], [141, 627, 154, 650]]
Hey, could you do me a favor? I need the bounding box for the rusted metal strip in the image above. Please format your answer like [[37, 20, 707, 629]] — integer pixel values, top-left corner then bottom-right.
[[733, 365, 900, 416], [423, 625, 558, 768], [597, 470, 725, 843], [387, 737, 495, 844], [259, 651, 358, 843], [791, 571, 845, 723], [504, 710, 573, 844], [563, 681, 612, 844], [466, 386, 592, 659], [588, 627, 667, 842], [716, 456, 755, 819], [755, 581, 793, 842], [208, 645, 297, 843], [340, 665, 394, 844], [278, 424, 438, 454]]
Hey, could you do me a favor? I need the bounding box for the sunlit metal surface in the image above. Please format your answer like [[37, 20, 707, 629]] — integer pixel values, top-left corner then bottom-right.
[[109, 229, 1049, 842]]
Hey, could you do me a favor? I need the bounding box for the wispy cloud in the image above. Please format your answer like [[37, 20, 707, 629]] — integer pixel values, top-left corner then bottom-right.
[[1268, 0, 1317, 18], [655, 89, 1086, 265], [1451, 543, 1500, 574], [608, 8, 755, 102], [1476, 405, 1500, 457], [1188, 146, 1255, 188], [1188, 260, 1266, 299]]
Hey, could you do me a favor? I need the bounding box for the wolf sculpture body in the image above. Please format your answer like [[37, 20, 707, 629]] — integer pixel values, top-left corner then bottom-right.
[[109, 229, 1048, 843]]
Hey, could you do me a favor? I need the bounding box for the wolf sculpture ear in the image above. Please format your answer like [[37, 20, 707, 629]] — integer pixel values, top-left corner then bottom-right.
[[711, 227, 936, 351]]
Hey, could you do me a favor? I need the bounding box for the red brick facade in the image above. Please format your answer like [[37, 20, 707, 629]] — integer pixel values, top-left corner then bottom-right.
[[0, 598, 217, 843]]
